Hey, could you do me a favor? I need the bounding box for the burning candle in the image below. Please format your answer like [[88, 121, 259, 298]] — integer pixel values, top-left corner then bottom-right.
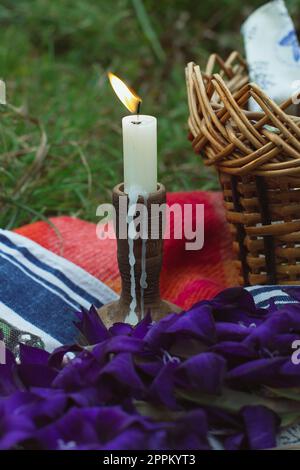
[[108, 72, 158, 323], [108, 72, 157, 195]]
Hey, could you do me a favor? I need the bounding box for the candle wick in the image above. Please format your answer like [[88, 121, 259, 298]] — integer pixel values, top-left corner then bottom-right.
[[137, 101, 141, 122], [131, 101, 141, 125]]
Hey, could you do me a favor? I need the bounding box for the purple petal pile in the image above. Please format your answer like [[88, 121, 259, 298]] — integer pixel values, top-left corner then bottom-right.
[[1, 287, 300, 450]]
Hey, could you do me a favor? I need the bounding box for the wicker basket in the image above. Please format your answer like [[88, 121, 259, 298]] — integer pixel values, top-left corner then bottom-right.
[[186, 51, 300, 286]]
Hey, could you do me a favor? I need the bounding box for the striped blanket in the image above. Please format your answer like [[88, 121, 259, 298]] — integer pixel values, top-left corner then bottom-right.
[[0, 229, 117, 352]]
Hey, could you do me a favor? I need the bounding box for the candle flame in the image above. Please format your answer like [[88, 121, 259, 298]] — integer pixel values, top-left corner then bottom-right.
[[108, 72, 142, 113]]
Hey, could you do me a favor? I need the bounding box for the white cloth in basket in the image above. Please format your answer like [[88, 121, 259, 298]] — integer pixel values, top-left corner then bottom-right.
[[242, 0, 300, 113]]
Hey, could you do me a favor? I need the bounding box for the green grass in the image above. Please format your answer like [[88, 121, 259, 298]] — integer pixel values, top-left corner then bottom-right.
[[0, 0, 299, 229]]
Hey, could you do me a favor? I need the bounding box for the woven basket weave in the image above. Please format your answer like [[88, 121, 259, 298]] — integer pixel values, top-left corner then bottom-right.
[[186, 51, 300, 286]]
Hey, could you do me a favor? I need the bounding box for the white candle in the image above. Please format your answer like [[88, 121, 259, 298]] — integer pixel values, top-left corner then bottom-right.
[[122, 115, 157, 195], [108, 72, 157, 322]]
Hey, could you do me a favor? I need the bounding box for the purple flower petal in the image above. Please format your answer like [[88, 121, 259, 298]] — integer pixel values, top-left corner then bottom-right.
[[100, 427, 154, 450], [167, 304, 216, 342], [17, 364, 58, 389], [92, 336, 144, 359], [0, 401, 34, 449], [227, 357, 290, 388], [74, 305, 109, 344], [161, 410, 210, 450], [279, 359, 300, 386], [242, 405, 279, 449], [148, 362, 178, 409], [283, 287, 300, 303], [19, 344, 50, 365], [211, 341, 257, 368], [52, 351, 102, 391], [0, 348, 18, 396], [144, 313, 179, 350], [243, 309, 300, 356], [211, 287, 267, 324], [99, 353, 145, 394], [224, 432, 245, 450], [34, 406, 155, 450], [270, 333, 300, 356], [206, 406, 242, 430], [144, 304, 215, 351], [136, 358, 163, 378], [132, 311, 152, 339], [2, 390, 67, 430], [176, 353, 226, 394], [34, 407, 103, 449], [48, 344, 82, 369], [109, 323, 133, 336], [215, 322, 250, 342]]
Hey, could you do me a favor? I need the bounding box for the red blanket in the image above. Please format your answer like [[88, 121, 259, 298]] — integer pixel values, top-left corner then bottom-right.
[[15, 191, 237, 310]]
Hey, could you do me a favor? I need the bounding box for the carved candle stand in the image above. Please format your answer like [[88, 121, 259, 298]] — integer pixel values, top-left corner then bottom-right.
[[97, 182, 180, 327]]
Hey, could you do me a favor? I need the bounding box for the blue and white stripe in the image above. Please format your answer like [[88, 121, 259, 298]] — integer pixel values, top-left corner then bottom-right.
[[0, 229, 118, 351], [247, 285, 298, 308]]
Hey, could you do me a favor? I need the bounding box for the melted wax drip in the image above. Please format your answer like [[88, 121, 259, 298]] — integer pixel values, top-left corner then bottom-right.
[[125, 187, 148, 325], [140, 194, 148, 318]]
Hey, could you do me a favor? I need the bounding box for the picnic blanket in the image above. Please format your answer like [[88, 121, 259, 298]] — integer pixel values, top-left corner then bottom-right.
[[0, 229, 117, 352]]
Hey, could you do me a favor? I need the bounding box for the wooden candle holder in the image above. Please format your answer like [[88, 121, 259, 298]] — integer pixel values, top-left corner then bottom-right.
[[97, 182, 180, 327]]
